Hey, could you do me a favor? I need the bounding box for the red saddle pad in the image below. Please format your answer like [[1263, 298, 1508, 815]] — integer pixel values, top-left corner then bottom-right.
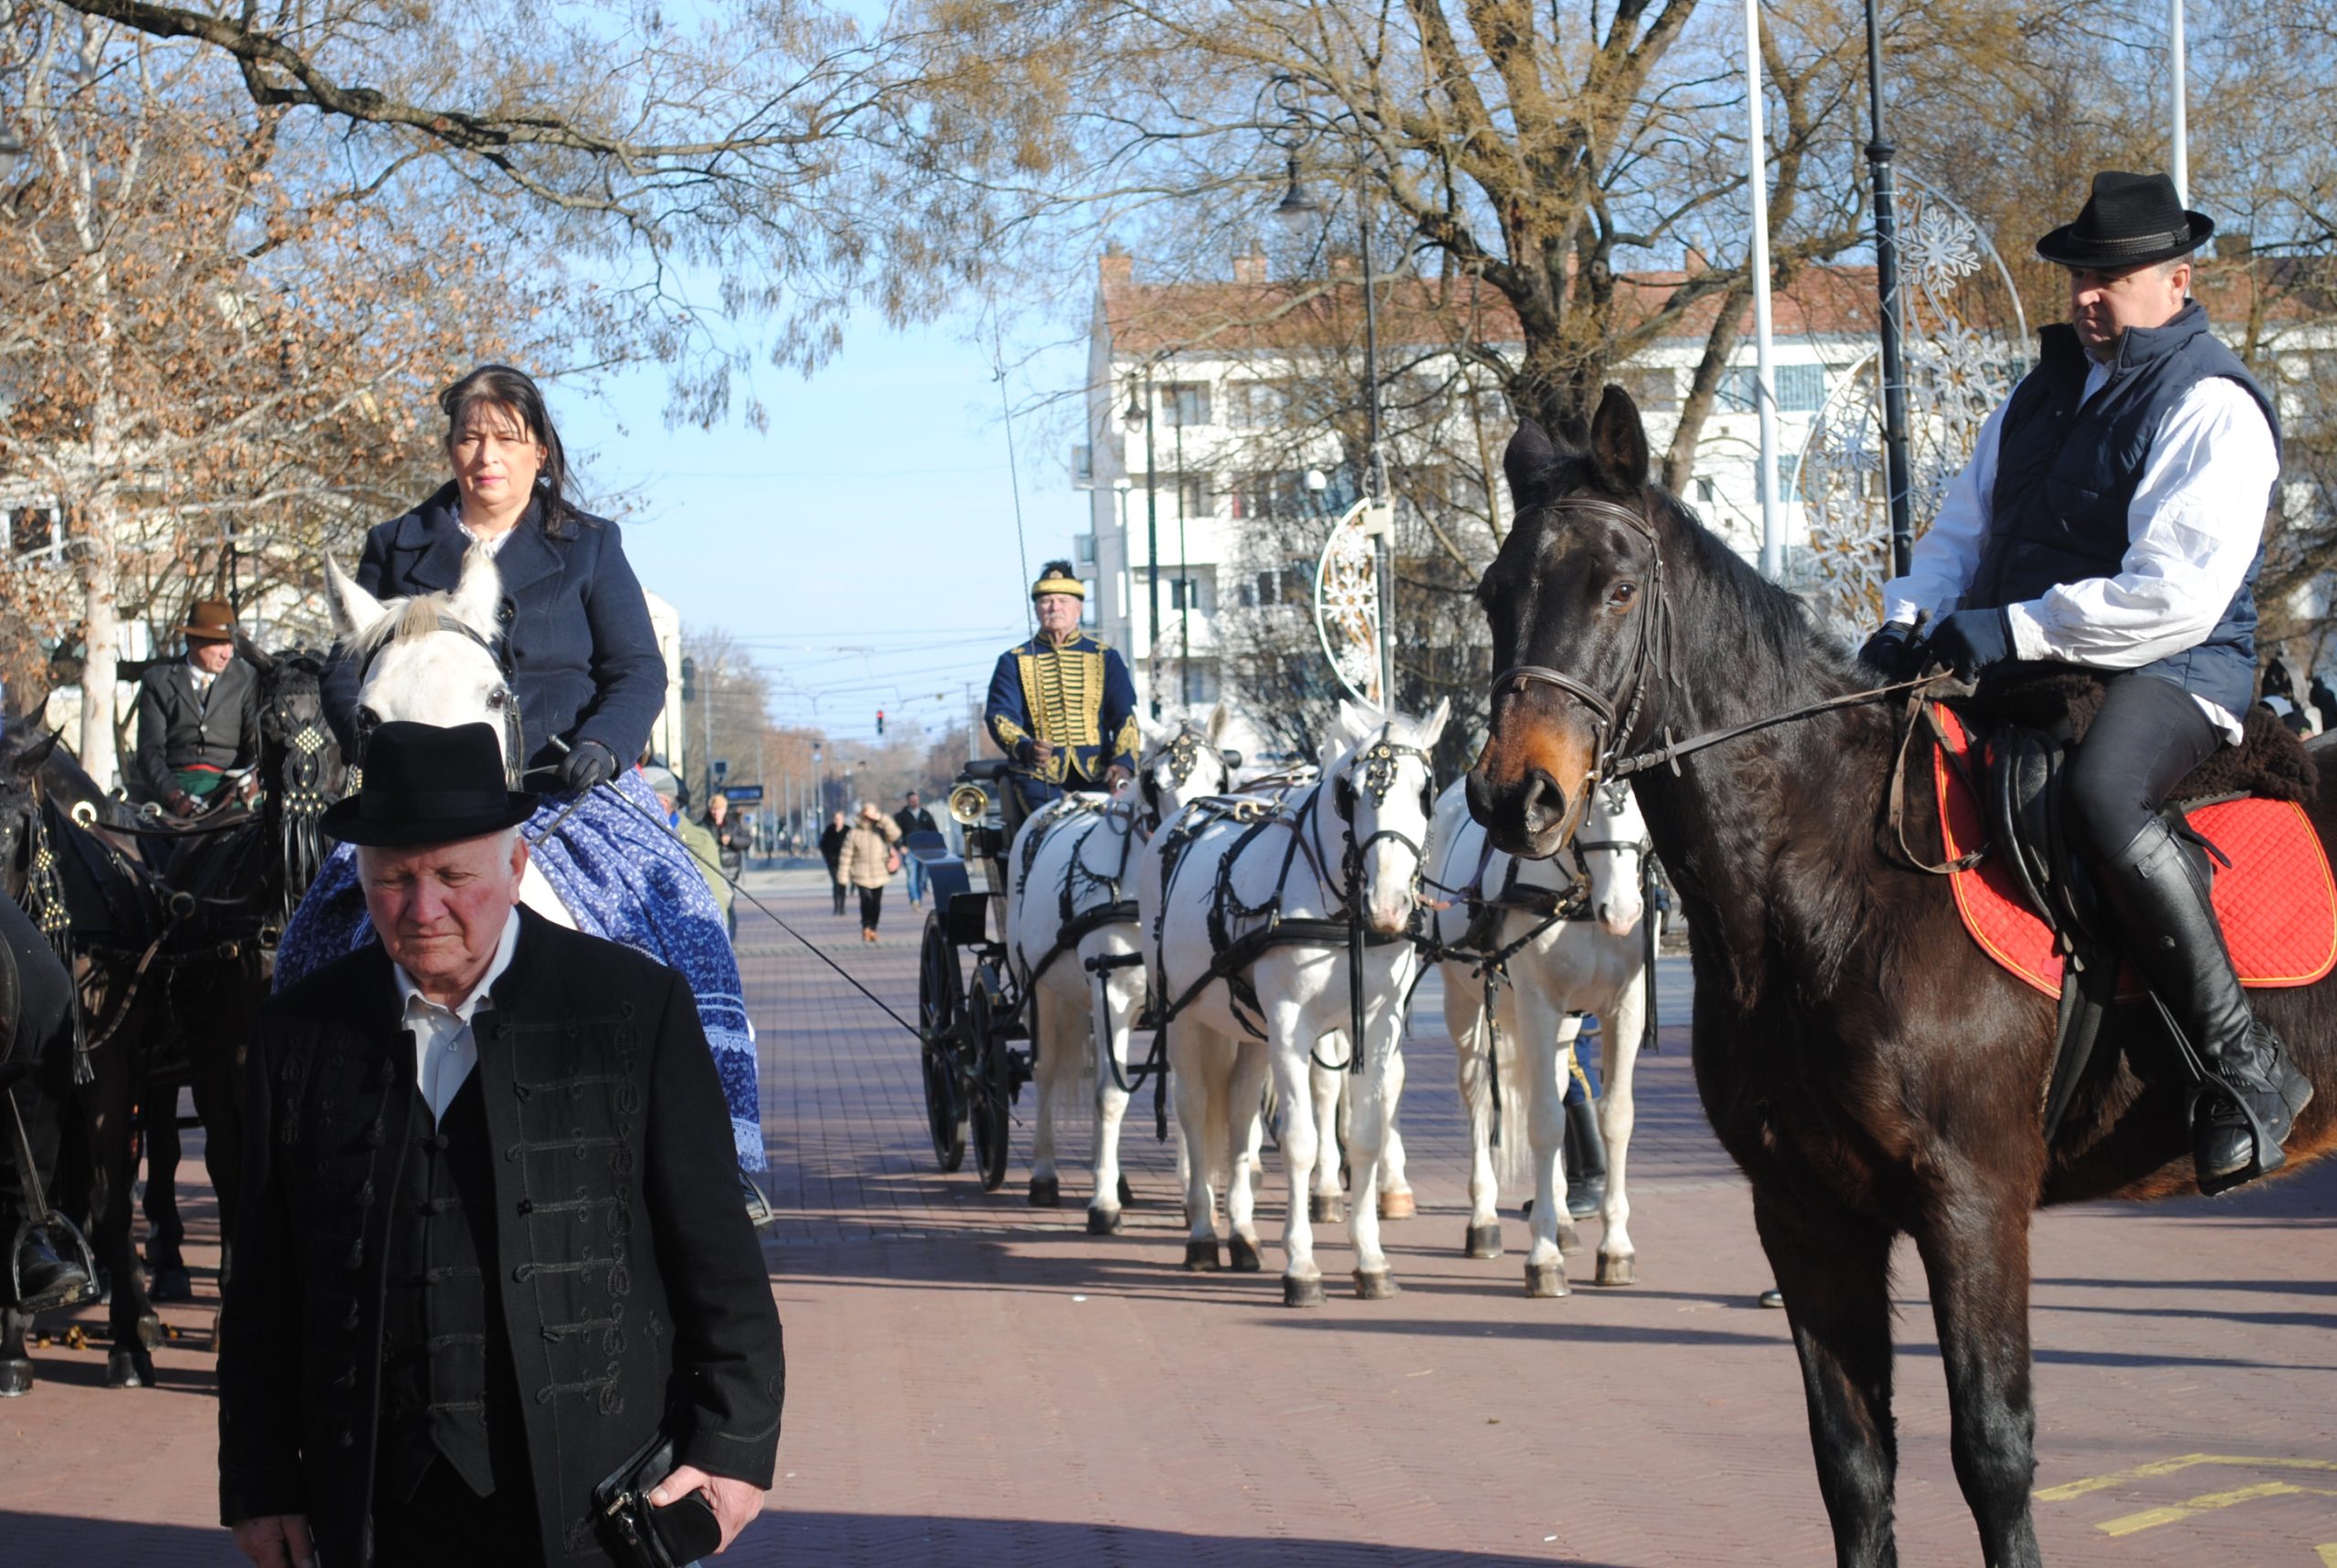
[[1931, 706, 2337, 999]]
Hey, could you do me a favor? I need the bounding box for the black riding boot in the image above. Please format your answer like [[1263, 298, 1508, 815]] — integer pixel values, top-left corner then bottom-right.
[[2095, 814, 2314, 1193], [2, 1075, 96, 1314], [1561, 1092, 1608, 1219]]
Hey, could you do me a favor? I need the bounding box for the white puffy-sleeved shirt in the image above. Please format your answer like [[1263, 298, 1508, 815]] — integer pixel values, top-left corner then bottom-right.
[[392, 908, 522, 1125], [1881, 358, 2279, 743]]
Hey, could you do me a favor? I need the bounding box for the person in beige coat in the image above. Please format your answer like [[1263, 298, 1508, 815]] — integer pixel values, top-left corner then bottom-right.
[[838, 801, 902, 943]]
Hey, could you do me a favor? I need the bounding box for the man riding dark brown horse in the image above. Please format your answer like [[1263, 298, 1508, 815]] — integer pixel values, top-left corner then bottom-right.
[[1860, 171, 2311, 1194]]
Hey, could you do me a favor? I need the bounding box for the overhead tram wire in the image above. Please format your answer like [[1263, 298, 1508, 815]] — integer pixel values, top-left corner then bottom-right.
[[994, 313, 1033, 641]]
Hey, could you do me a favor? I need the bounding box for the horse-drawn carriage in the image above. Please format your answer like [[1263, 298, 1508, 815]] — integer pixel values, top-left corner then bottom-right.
[[911, 758, 1030, 1192]]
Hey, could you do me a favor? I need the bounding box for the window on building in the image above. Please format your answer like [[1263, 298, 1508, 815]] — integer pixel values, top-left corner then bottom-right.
[[1228, 470, 1306, 520], [1070, 444, 1095, 485], [1074, 533, 1097, 565], [1226, 380, 1289, 430], [1618, 365, 1679, 412], [1777, 364, 1826, 413], [1158, 382, 1210, 428], [8, 508, 57, 558], [1168, 577, 1200, 611]]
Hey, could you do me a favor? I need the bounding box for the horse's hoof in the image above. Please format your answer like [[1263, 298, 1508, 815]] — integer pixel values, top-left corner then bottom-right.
[[1182, 1239, 1222, 1272], [1029, 1176, 1061, 1208], [1229, 1234, 1263, 1272], [1283, 1275, 1326, 1309], [1085, 1207, 1123, 1236], [1757, 1288, 1786, 1310], [1595, 1252, 1638, 1288], [0, 1358, 30, 1397], [1525, 1261, 1569, 1299], [1377, 1188, 1416, 1220], [150, 1268, 194, 1303], [1309, 1193, 1346, 1224], [1353, 1269, 1399, 1301], [1463, 1222, 1504, 1260], [1555, 1219, 1583, 1256], [106, 1346, 155, 1388], [1118, 1175, 1134, 1207]]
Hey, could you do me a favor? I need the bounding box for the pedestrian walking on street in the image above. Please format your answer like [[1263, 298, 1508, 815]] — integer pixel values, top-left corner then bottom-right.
[[893, 789, 938, 908], [819, 809, 850, 916], [219, 721, 784, 1568], [705, 791, 750, 883], [840, 800, 901, 944]]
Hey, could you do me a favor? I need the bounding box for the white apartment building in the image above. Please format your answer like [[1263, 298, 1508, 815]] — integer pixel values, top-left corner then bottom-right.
[[1067, 250, 1876, 721]]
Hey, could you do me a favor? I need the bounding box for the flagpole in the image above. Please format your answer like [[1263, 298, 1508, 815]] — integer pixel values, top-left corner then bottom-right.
[[1745, 0, 1781, 581], [2170, 0, 2188, 203]]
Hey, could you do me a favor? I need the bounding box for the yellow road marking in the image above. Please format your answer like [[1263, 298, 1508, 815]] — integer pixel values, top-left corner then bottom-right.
[[2038, 1452, 2337, 1503], [2097, 1481, 2311, 1537], [2315, 1545, 2337, 1567]]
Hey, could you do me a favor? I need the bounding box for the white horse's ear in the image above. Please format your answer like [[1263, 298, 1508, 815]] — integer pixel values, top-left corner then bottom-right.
[[324, 556, 385, 642], [448, 543, 504, 636], [1136, 713, 1165, 750], [1206, 700, 1230, 745], [1420, 697, 1451, 747]]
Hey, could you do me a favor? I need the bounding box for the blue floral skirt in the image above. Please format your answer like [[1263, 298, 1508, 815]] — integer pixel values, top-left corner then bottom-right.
[[275, 770, 766, 1172]]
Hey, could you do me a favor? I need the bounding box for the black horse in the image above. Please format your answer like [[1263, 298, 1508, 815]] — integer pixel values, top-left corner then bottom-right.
[[1464, 392, 2337, 1567], [134, 643, 343, 1305], [0, 725, 182, 1387]]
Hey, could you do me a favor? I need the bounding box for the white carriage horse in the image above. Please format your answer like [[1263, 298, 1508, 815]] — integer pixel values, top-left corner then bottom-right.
[[1141, 699, 1447, 1306], [323, 547, 580, 925], [1428, 775, 1651, 1296], [1005, 705, 1236, 1232]]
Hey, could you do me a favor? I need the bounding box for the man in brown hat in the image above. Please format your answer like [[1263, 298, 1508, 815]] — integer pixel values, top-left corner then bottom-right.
[[1861, 170, 2309, 1193], [132, 598, 262, 814]]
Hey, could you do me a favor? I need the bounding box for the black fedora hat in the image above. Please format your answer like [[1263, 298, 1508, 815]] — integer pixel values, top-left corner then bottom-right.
[[2036, 171, 2213, 269], [321, 721, 539, 848]]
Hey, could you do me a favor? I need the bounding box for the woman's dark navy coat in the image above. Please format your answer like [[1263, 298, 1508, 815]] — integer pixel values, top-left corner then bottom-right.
[[323, 485, 665, 775]]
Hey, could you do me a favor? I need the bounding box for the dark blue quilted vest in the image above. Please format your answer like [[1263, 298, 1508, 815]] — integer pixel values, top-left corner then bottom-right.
[[1966, 302, 2279, 717]]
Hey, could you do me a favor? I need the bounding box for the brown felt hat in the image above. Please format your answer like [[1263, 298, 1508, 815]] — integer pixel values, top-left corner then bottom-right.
[[181, 600, 236, 642]]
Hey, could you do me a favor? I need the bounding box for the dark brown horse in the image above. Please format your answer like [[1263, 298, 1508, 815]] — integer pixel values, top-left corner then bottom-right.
[[1463, 390, 2337, 1567]]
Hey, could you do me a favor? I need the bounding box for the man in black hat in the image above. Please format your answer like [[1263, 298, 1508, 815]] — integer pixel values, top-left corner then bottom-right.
[[132, 597, 262, 814], [219, 721, 783, 1567], [1861, 170, 2310, 1193]]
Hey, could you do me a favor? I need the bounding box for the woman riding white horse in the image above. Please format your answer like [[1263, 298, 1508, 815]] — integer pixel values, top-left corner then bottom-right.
[[1428, 776, 1651, 1296], [1141, 699, 1447, 1306], [282, 365, 765, 1194], [1005, 705, 1234, 1232]]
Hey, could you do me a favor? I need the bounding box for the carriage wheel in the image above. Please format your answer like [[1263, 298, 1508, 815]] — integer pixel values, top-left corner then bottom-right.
[[917, 915, 968, 1173], [968, 965, 1013, 1193]]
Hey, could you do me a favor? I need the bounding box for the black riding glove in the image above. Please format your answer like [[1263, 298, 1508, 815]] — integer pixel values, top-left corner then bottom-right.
[[559, 739, 618, 793], [1857, 622, 1922, 683], [1923, 608, 2016, 683]]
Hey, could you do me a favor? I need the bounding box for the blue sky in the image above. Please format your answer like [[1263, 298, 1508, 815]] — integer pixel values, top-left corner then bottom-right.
[[556, 312, 1093, 748]]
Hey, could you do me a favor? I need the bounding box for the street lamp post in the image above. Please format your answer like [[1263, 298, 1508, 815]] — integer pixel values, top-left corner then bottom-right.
[[1127, 372, 1164, 716], [1863, 0, 1916, 580], [1268, 74, 1396, 710], [1172, 383, 1192, 708]]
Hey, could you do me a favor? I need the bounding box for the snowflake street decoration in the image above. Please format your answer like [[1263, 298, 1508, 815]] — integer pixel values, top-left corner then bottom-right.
[[1315, 502, 1383, 706], [1799, 178, 2029, 638]]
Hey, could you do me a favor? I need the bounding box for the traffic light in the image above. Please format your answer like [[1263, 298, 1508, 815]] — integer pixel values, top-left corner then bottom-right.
[[875, 708, 886, 737], [679, 655, 697, 703]]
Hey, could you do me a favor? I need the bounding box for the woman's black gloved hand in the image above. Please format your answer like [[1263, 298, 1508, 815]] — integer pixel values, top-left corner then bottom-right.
[[1857, 622, 1923, 683], [559, 739, 618, 793]]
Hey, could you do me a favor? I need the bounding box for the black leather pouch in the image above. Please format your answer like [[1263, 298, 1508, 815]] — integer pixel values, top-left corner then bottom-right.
[[592, 1427, 725, 1568]]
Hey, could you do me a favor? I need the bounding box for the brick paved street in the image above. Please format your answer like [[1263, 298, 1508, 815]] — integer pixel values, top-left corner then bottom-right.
[[6, 866, 2337, 1564]]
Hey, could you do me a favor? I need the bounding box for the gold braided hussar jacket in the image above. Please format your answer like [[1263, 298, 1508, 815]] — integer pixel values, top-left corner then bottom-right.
[[983, 632, 1139, 785]]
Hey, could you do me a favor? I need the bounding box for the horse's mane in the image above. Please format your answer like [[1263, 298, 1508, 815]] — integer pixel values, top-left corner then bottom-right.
[[350, 591, 470, 661]]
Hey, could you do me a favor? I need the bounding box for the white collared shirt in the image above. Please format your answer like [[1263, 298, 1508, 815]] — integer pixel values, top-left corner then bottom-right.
[[187, 655, 215, 697], [1881, 357, 2279, 743], [457, 518, 517, 557], [393, 912, 521, 1125]]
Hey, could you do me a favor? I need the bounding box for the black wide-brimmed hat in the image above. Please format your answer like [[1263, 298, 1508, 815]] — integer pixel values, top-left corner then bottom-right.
[[2036, 171, 2213, 269], [321, 721, 539, 848]]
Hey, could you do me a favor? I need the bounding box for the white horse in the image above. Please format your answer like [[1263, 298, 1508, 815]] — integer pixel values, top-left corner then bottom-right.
[[1428, 776, 1651, 1296], [323, 547, 578, 924], [1005, 705, 1235, 1232], [1141, 699, 1447, 1306]]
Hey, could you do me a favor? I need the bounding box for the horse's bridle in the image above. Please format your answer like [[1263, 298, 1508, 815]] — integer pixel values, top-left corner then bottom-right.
[[1322, 725, 1438, 914], [1487, 495, 1675, 787], [354, 612, 525, 789], [1137, 723, 1228, 832]]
